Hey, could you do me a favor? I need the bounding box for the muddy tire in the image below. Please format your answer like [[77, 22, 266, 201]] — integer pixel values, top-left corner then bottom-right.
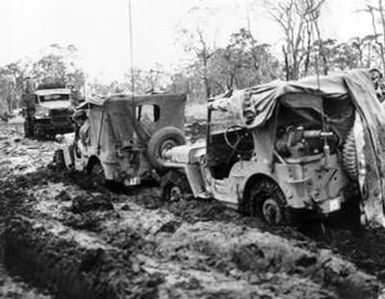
[[342, 128, 358, 180], [33, 125, 43, 140], [53, 149, 65, 170], [89, 161, 106, 186], [147, 127, 186, 168], [23, 120, 29, 137], [247, 179, 287, 226], [161, 170, 191, 202]]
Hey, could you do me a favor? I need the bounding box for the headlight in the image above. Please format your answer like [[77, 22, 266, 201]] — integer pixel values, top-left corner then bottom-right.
[[55, 134, 64, 143], [35, 106, 50, 118]]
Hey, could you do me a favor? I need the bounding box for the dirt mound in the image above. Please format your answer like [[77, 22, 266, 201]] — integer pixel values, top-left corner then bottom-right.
[[71, 192, 114, 214], [157, 222, 380, 299]]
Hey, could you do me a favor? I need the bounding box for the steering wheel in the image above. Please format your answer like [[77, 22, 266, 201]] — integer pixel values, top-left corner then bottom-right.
[[224, 125, 253, 155]]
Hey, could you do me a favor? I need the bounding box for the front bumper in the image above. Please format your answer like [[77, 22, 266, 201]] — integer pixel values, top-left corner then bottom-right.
[[35, 119, 74, 134]]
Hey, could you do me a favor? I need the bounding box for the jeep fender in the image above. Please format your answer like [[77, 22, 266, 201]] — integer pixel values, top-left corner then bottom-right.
[[227, 161, 282, 211], [87, 155, 116, 181]]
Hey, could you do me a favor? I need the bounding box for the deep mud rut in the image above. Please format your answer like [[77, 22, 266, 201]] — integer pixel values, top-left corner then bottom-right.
[[1, 121, 385, 298]]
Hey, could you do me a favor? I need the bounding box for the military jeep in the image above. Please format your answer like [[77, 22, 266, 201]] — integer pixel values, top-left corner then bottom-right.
[[54, 93, 186, 187], [161, 70, 385, 227]]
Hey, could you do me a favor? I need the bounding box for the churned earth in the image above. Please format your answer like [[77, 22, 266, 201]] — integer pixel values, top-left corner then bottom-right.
[[0, 120, 385, 298]]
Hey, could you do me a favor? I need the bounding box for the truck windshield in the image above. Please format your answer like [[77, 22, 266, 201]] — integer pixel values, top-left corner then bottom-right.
[[40, 94, 70, 102]]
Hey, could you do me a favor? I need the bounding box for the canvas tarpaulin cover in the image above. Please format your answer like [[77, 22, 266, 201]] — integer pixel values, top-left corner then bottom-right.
[[84, 93, 186, 148], [210, 70, 385, 227]]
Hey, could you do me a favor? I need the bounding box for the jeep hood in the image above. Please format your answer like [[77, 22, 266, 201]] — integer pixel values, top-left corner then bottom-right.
[[211, 69, 385, 228], [39, 100, 72, 109]]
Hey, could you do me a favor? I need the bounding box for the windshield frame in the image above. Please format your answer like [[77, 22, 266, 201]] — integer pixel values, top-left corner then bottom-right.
[[38, 93, 70, 102]]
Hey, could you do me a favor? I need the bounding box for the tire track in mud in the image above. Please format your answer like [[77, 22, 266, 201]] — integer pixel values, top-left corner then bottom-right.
[[0, 166, 381, 299]]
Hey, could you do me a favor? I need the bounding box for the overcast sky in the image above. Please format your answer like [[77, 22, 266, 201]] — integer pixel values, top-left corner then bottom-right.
[[0, 0, 374, 81]]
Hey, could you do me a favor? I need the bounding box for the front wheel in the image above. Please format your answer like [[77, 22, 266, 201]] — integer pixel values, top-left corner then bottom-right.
[[246, 179, 287, 226], [89, 162, 106, 186], [53, 149, 66, 170], [33, 125, 43, 140], [161, 170, 191, 202], [23, 120, 29, 137]]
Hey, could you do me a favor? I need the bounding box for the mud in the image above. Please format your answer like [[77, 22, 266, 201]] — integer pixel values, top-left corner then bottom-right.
[[1, 121, 385, 298]]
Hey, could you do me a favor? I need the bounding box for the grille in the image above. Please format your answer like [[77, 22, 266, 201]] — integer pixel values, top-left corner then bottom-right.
[[51, 109, 71, 117]]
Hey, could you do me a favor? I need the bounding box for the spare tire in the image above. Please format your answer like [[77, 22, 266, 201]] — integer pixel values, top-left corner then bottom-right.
[[342, 127, 358, 180], [147, 127, 186, 168]]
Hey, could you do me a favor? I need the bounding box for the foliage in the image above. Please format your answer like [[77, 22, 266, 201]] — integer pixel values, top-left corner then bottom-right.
[[0, 75, 16, 115], [31, 44, 85, 89], [0, 44, 85, 118], [208, 28, 280, 94]]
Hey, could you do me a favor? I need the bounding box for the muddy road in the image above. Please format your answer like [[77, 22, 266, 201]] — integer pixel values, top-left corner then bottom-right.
[[0, 121, 385, 298]]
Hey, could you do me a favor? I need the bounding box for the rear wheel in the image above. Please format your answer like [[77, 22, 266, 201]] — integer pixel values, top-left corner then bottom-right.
[[246, 179, 287, 226]]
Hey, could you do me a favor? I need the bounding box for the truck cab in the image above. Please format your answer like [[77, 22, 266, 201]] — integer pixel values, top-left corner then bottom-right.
[[28, 83, 75, 138]]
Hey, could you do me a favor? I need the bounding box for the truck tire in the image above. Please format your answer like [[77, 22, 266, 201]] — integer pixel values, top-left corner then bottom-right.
[[89, 161, 106, 186], [342, 128, 358, 180], [23, 120, 29, 137], [53, 149, 65, 170], [33, 125, 43, 140], [147, 127, 186, 168]]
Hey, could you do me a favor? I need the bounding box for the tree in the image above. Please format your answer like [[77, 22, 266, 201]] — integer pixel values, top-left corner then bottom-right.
[[31, 44, 85, 89], [207, 29, 280, 94], [175, 5, 219, 99], [361, 1, 385, 70], [266, 0, 326, 80], [0, 75, 16, 116]]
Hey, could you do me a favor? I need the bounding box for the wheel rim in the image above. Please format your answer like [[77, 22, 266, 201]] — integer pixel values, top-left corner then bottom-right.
[[160, 139, 177, 157], [262, 198, 283, 225], [169, 185, 181, 201]]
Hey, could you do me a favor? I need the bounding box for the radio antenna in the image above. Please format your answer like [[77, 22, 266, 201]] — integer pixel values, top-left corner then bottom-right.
[[128, 0, 135, 100]]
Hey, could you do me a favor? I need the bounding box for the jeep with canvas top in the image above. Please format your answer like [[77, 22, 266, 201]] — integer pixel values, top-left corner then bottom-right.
[[54, 93, 186, 187], [161, 70, 385, 227]]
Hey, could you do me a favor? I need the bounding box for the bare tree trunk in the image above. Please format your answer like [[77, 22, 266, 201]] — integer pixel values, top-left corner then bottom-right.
[[283, 46, 290, 81], [303, 20, 312, 77], [378, 0, 385, 70], [367, 4, 385, 70]]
